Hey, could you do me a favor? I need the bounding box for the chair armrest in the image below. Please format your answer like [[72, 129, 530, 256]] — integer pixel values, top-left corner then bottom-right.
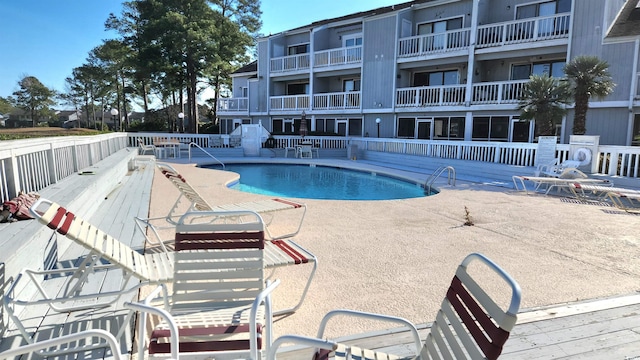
[[316, 309, 422, 356], [267, 335, 338, 360], [0, 329, 124, 360]]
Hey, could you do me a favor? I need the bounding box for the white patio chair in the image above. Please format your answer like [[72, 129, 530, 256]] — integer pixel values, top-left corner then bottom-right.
[[127, 210, 279, 360], [137, 138, 156, 156], [268, 253, 522, 360]]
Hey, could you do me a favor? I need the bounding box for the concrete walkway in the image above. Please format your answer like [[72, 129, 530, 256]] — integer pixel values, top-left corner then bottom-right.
[[149, 159, 640, 343]]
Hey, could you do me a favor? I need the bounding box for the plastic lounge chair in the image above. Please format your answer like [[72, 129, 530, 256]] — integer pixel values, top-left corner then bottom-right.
[[537, 159, 582, 177], [138, 163, 316, 316], [148, 162, 307, 240], [137, 138, 156, 156], [512, 174, 611, 195], [2, 198, 175, 355], [3, 198, 174, 344], [126, 210, 280, 360], [606, 191, 640, 212], [568, 183, 634, 200], [267, 253, 522, 360]]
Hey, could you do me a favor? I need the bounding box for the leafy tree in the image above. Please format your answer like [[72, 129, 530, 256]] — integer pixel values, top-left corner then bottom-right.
[[13, 76, 57, 127], [90, 40, 133, 130], [518, 74, 571, 136], [105, 1, 155, 113], [206, 0, 262, 120], [564, 55, 615, 135], [0, 96, 14, 114]]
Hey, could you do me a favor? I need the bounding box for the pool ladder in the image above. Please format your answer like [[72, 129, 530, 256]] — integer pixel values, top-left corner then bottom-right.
[[425, 166, 456, 194], [188, 142, 225, 169]]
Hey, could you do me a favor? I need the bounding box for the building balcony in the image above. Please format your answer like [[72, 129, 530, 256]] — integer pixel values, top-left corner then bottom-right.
[[217, 97, 248, 113], [395, 80, 527, 108], [476, 13, 570, 49], [471, 80, 527, 105], [396, 85, 466, 107], [398, 28, 471, 59], [314, 46, 362, 69], [270, 95, 310, 111], [313, 91, 361, 110], [270, 54, 311, 74]]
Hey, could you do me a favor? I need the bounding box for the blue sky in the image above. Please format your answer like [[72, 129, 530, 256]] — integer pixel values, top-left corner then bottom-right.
[[0, 0, 400, 103]]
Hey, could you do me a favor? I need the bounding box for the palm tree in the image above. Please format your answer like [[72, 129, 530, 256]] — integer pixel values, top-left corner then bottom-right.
[[518, 74, 571, 137], [564, 55, 615, 135]]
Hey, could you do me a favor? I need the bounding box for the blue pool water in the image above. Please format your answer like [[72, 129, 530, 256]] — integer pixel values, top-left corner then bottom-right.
[[203, 164, 430, 200]]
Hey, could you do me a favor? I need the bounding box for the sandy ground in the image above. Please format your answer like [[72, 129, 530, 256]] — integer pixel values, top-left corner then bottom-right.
[[148, 162, 640, 340]]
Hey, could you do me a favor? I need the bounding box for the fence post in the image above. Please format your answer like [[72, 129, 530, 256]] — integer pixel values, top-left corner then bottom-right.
[[0, 262, 5, 339]]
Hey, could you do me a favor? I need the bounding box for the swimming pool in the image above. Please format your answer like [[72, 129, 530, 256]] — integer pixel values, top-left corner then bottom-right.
[[203, 163, 431, 200]]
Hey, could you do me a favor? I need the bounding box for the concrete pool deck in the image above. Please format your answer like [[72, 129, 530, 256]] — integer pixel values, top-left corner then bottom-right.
[[149, 159, 640, 342]]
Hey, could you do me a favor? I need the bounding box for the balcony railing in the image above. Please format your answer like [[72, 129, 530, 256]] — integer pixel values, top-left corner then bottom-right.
[[270, 54, 311, 73], [314, 46, 363, 68], [217, 97, 248, 112], [398, 28, 471, 58], [270, 95, 310, 111], [471, 80, 528, 105], [396, 85, 466, 107], [313, 92, 361, 110], [477, 13, 570, 49]]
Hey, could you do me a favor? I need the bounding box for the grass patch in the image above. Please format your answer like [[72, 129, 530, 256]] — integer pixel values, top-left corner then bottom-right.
[[0, 127, 105, 140]]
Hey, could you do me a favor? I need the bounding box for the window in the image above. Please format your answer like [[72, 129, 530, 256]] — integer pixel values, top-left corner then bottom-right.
[[288, 43, 309, 55], [472, 116, 509, 141], [417, 17, 463, 50], [314, 118, 337, 134], [434, 117, 465, 140], [413, 70, 459, 86], [417, 18, 463, 35], [516, 0, 571, 19], [343, 35, 362, 47], [398, 117, 416, 138], [516, 0, 571, 36], [272, 118, 295, 134], [343, 79, 361, 92], [511, 60, 565, 80], [287, 83, 309, 95], [348, 118, 362, 136], [633, 114, 640, 146], [240, 86, 248, 97]]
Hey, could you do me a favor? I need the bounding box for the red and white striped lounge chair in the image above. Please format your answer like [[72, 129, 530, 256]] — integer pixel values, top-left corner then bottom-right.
[[149, 162, 307, 240], [569, 182, 640, 200], [139, 162, 316, 315], [512, 174, 611, 195], [268, 253, 522, 360], [3, 198, 174, 355], [127, 210, 279, 360], [606, 191, 640, 212]]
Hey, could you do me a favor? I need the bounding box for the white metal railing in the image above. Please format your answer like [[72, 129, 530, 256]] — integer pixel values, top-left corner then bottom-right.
[[477, 13, 570, 48], [595, 145, 640, 177], [398, 28, 471, 57], [313, 92, 361, 110], [217, 97, 248, 112], [0, 133, 127, 202], [5, 134, 640, 202], [270, 54, 311, 73], [132, 133, 215, 149], [270, 95, 310, 111], [471, 80, 528, 105], [314, 46, 363, 67], [396, 85, 466, 107]]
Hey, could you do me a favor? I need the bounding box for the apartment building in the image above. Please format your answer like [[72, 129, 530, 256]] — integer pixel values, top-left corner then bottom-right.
[[217, 0, 640, 146]]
